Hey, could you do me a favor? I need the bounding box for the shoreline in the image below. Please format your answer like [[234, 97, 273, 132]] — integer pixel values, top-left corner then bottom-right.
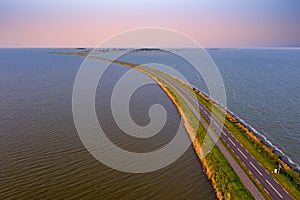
[[193, 86, 300, 174], [147, 74, 223, 199], [148, 70, 299, 198], [194, 86, 300, 173], [55, 49, 297, 171], [55, 50, 300, 198], [172, 73, 300, 174]]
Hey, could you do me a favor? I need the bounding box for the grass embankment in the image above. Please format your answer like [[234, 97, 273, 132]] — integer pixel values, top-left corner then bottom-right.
[[174, 77, 300, 199], [57, 50, 299, 198], [167, 76, 271, 199], [141, 68, 253, 199], [55, 51, 254, 199]]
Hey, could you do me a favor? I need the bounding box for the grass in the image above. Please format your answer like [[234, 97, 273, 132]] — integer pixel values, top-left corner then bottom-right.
[[143, 68, 253, 199], [57, 50, 299, 199], [173, 76, 300, 199], [56, 52, 256, 199], [206, 146, 253, 199], [147, 68, 300, 199]]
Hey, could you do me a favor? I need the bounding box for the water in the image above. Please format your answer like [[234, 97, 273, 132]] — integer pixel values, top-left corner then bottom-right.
[[1, 48, 299, 199], [109, 48, 300, 170], [208, 48, 300, 170], [0, 49, 215, 199]]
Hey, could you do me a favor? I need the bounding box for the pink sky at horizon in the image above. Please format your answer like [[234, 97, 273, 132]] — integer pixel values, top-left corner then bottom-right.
[[1, 0, 300, 48]]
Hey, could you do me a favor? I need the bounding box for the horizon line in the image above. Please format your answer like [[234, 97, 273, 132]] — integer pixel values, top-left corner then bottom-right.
[[1, 46, 300, 49]]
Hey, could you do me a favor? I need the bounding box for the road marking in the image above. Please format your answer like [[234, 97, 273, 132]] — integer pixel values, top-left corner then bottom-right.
[[266, 179, 283, 199], [157, 73, 289, 199], [228, 137, 236, 146], [250, 161, 262, 176], [237, 148, 248, 159], [222, 131, 227, 136], [215, 124, 220, 129]]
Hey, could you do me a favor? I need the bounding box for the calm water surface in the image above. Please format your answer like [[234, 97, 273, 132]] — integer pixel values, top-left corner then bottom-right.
[[110, 48, 300, 170], [0, 49, 215, 199], [208, 48, 300, 169], [1, 48, 299, 199]]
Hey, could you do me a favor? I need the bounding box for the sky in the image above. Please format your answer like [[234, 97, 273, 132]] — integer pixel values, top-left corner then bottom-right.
[[1, 0, 300, 47]]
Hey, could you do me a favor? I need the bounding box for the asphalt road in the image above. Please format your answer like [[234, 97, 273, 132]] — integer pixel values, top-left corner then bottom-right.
[[149, 69, 293, 200]]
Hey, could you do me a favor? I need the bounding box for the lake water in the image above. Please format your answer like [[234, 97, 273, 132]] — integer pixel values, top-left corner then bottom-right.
[[95, 48, 300, 170], [0, 48, 299, 199], [0, 49, 215, 199], [208, 48, 300, 170]]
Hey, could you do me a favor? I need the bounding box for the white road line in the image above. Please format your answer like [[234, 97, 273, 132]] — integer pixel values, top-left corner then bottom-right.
[[250, 161, 262, 176], [222, 131, 227, 136], [161, 74, 288, 199], [237, 148, 248, 159], [228, 137, 236, 146], [266, 179, 283, 199]]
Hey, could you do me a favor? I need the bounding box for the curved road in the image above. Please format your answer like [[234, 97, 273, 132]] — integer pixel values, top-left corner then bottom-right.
[[148, 69, 293, 200]]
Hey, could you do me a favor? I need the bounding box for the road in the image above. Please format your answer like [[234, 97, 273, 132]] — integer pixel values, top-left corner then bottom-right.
[[149, 69, 293, 200]]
